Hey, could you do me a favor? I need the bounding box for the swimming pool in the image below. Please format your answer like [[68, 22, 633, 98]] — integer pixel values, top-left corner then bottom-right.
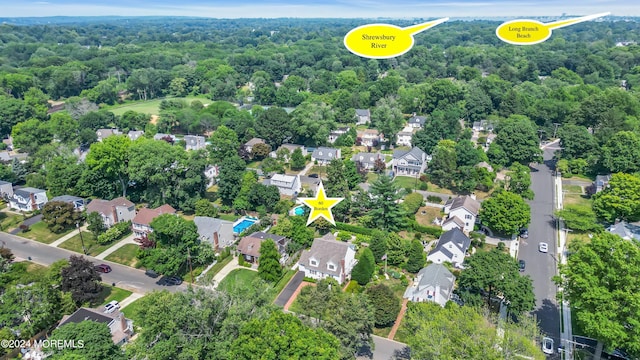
[[233, 217, 258, 234], [294, 206, 305, 216]]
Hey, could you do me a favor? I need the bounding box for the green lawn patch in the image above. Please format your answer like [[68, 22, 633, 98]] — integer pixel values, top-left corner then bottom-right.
[[58, 231, 113, 257], [415, 206, 443, 227], [201, 255, 233, 283], [393, 176, 422, 189], [373, 326, 392, 338], [106, 96, 209, 116], [366, 172, 379, 183], [94, 285, 133, 306], [271, 269, 297, 301], [563, 184, 591, 207], [217, 268, 259, 292], [425, 182, 455, 195], [20, 222, 73, 244], [121, 298, 145, 325], [344, 280, 362, 294], [104, 244, 140, 267], [0, 211, 21, 231], [309, 165, 327, 176], [218, 213, 239, 222]]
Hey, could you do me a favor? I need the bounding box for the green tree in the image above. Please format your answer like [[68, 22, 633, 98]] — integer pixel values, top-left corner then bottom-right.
[[46, 321, 125, 360], [560, 232, 640, 358], [217, 156, 246, 206], [194, 198, 218, 217], [45, 156, 84, 197], [371, 96, 404, 139], [351, 247, 375, 285], [257, 239, 282, 282], [429, 140, 458, 188], [11, 118, 53, 153], [255, 107, 293, 148], [457, 249, 535, 315], [231, 311, 340, 360], [601, 131, 640, 174], [290, 147, 306, 170], [251, 142, 271, 160], [365, 284, 401, 327], [455, 139, 481, 167], [60, 255, 103, 306], [505, 162, 534, 200], [369, 230, 388, 263], [558, 124, 598, 160], [406, 240, 426, 273], [479, 191, 530, 235], [402, 192, 424, 214], [85, 135, 132, 197], [555, 204, 602, 232], [86, 211, 105, 238], [49, 112, 79, 145], [368, 175, 405, 231], [209, 125, 240, 164], [491, 116, 542, 165], [42, 201, 84, 233], [592, 173, 640, 223]]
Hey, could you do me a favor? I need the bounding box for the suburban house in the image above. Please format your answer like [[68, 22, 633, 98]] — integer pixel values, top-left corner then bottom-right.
[[51, 195, 87, 211], [472, 120, 495, 132], [184, 135, 206, 151], [127, 130, 144, 141], [608, 221, 640, 242], [153, 133, 177, 143], [297, 233, 357, 284], [204, 165, 219, 188], [270, 143, 307, 160], [237, 231, 290, 264], [57, 308, 133, 345], [243, 137, 266, 153], [392, 147, 427, 177], [427, 228, 471, 267], [408, 115, 426, 129], [352, 152, 386, 171], [0, 180, 13, 199], [357, 129, 382, 147], [263, 174, 301, 196], [96, 129, 122, 142], [355, 109, 371, 125], [404, 263, 456, 307], [194, 216, 235, 251], [9, 187, 48, 211], [591, 174, 612, 194], [396, 126, 414, 147], [328, 127, 350, 144], [311, 147, 341, 165], [132, 204, 177, 239], [86, 197, 136, 228], [443, 195, 480, 233], [441, 216, 466, 232]]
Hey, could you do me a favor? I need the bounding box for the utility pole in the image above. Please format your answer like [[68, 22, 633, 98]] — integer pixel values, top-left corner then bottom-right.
[[553, 123, 561, 138], [77, 222, 87, 255], [187, 247, 194, 284]]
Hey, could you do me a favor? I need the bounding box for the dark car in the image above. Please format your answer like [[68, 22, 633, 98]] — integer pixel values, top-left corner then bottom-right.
[[95, 264, 112, 273], [519, 228, 529, 239], [166, 276, 183, 285], [145, 269, 159, 278], [519, 260, 526, 272], [308, 173, 319, 178]]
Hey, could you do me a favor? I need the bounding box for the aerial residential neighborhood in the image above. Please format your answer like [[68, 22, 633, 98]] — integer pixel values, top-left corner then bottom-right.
[[0, 8, 638, 360]]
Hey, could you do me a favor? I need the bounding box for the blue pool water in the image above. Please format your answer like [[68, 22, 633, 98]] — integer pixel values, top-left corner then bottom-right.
[[233, 218, 257, 234], [294, 206, 305, 216]]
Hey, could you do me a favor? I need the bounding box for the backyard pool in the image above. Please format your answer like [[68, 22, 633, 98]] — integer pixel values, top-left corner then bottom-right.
[[233, 217, 258, 234], [294, 206, 305, 216]]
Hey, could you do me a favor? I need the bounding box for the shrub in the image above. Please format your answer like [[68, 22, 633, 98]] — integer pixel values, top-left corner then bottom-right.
[[400, 274, 409, 287], [19, 224, 30, 233], [411, 221, 443, 237], [335, 222, 373, 236], [238, 256, 246, 266], [418, 182, 428, 190], [497, 242, 506, 251], [97, 225, 124, 244], [337, 231, 352, 242], [426, 195, 442, 203]]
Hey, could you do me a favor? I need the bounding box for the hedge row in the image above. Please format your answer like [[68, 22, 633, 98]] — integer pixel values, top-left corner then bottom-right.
[[334, 222, 373, 236], [411, 221, 443, 237]]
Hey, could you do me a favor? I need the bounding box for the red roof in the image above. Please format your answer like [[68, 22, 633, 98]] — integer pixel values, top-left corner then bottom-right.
[[132, 204, 176, 226]]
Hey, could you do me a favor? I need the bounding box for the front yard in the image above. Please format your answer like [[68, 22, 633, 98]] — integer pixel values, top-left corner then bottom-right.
[[58, 231, 113, 256], [0, 211, 21, 231], [95, 285, 133, 306], [105, 244, 140, 267], [217, 268, 259, 292], [563, 185, 590, 207], [20, 221, 74, 244]]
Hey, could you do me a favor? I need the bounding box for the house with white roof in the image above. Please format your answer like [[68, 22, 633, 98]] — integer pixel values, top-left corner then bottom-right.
[[0, 180, 13, 199], [297, 233, 357, 284], [264, 174, 301, 196], [270, 144, 307, 161], [96, 129, 122, 142], [427, 228, 471, 267], [404, 263, 456, 307], [357, 129, 382, 147], [127, 130, 144, 141], [204, 165, 219, 188], [392, 147, 427, 177], [328, 127, 350, 144]]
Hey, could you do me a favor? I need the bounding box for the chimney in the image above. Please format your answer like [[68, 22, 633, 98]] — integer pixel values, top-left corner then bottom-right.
[[112, 205, 118, 224], [470, 193, 476, 200], [213, 231, 219, 252], [29, 192, 36, 211]]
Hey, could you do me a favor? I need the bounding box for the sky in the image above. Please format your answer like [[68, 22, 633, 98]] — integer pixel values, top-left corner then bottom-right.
[[0, 0, 638, 18]]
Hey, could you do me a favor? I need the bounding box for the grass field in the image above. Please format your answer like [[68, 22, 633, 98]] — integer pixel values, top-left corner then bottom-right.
[[415, 206, 443, 227], [105, 244, 140, 267], [20, 222, 73, 244], [393, 176, 421, 189], [59, 231, 113, 257], [95, 285, 133, 306], [121, 298, 145, 325], [106, 96, 211, 116], [563, 185, 591, 207], [0, 211, 21, 231], [217, 268, 259, 292]]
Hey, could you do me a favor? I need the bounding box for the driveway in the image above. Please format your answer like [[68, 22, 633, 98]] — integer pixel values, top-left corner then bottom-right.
[[9, 214, 42, 234], [356, 336, 410, 360], [274, 271, 304, 307]]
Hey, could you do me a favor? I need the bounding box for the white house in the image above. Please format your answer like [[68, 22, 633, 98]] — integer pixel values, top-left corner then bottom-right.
[[270, 144, 307, 160], [51, 195, 87, 211], [408, 115, 426, 129], [0, 180, 13, 199], [9, 187, 48, 211], [86, 197, 136, 228], [204, 165, 219, 188], [264, 174, 301, 196], [327, 127, 350, 144], [127, 130, 144, 141], [132, 204, 176, 239], [184, 135, 207, 151], [96, 129, 122, 142], [404, 263, 456, 307], [352, 152, 385, 171], [311, 147, 341, 165], [357, 129, 382, 147], [392, 147, 427, 177], [396, 126, 414, 147], [427, 228, 471, 267], [355, 109, 371, 125], [243, 137, 266, 153], [443, 195, 480, 233], [297, 233, 357, 284]]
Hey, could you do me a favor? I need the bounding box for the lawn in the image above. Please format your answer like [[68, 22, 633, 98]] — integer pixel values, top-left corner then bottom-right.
[[105, 244, 140, 267], [415, 206, 443, 227], [425, 181, 455, 195], [393, 176, 422, 189], [121, 298, 146, 326], [366, 172, 379, 183], [20, 221, 74, 244], [94, 285, 133, 306], [58, 231, 113, 257], [308, 165, 327, 176], [218, 213, 239, 222], [0, 211, 21, 231], [106, 96, 210, 116], [563, 185, 590, 207], [200, 255, 233, 283], [217, 268, 259, 292]]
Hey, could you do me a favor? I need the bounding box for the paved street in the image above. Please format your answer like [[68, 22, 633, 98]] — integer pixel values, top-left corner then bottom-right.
[[0, 231, 186, 294], [519, 147, 561, 348]]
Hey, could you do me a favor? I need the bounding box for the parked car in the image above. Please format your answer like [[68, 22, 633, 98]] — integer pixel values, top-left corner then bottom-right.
[[519, 228, 529, 239], [539, 242, 549, 253], [166, 276, 183, 285], [95, 264, 112, 273], [518, 259, 526, 272], [542, 337, 554, 355], [308, 173, 319, 178], [104, 300, 120, 314], [145, 269, 159, 278]]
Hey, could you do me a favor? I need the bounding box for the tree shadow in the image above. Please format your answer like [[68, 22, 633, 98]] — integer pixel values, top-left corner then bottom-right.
[[532, 298, 560, 341], [392, 346, 411, 360]]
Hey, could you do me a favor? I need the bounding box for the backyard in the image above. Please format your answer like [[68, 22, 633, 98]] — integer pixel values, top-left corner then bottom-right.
[[415, 206, 443, 227], [217, 268, 259, 292], [106, 96, 210, 116], [20, 222, 73, 244], [104, 244, 140, 267]]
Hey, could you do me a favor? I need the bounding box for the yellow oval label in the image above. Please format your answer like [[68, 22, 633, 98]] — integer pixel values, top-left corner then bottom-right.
[[344, 18, 448, 59], [496, 20, 551, 45]]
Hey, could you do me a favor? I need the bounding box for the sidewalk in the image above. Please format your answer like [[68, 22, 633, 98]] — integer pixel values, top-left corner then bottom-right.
[[556, 173, 574, 360], [95, 233, 137, 260], [50, 225, 88, 247], [209, 257, 256, 288], [119, 292, 144, 308]]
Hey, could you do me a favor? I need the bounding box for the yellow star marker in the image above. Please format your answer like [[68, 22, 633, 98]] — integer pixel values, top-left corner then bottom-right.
[[298, 182, 344, 226]]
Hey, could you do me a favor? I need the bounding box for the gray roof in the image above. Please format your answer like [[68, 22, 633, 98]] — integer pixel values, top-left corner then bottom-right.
[[352, 152, 385, 166], [595, 174, 612, 186], [0, 180, 11, 185], [312, 147, 340, 161], [393, 146, 426, 160], [355, 109, 370, 116], [184, 135, 206, 145], [445, 195, 480, 216], [406, 263, 456, 300], [244, 137, 265, 146], [51, 195, 85, 204], [429, 228, 471, 257], [193, 216, 235, 246], [59, 308, 113, 327], [608, 221, 640, 241], [14, 187, 45, 198], [409, 116, 426, 125], [442, 216, 465, 229], [0, 152, 11, 162], [128, 130, 144, 140], [299, 235, 354, 277]]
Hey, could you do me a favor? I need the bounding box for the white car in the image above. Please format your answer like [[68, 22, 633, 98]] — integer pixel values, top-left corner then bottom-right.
[[539, 242, 549, 253], [104, 300, 120, 314], [542, 337, 554, 354]]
